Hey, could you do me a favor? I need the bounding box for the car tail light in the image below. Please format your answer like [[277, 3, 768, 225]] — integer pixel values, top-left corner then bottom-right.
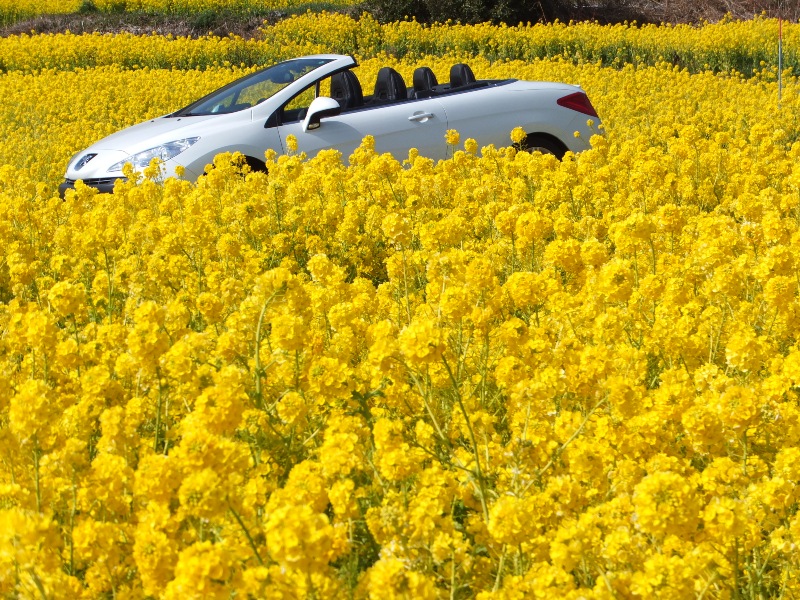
[[557, 92, 598, 117]]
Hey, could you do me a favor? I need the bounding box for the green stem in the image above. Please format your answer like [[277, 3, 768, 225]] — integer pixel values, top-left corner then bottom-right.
[[32, 444, 42, 513], [153, 369, 164, 453], [162, 394, 171, 455], [254, 300, 269, 410], [103, 247, 115, 319], [442, 355, 489, 523], [450, 548, 457, 600], [29, 569, 48, 600], [405, 367, 450, 448], [401, 250, 412, 326], [229, 505, 265, 566], [493, 545, 506, 592], [69, 471, 77, 575], [522, 395, 607, 494]]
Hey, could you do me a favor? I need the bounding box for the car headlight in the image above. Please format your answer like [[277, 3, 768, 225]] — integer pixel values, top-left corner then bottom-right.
[[108, 138, 200, 173]]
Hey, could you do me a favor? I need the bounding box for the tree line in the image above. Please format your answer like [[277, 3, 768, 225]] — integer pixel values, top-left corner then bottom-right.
[[364, 0, 798, 24]]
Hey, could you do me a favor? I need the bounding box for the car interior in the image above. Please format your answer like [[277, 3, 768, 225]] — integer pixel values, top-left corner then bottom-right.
[[329, 63, 494, 111], [276, 62, 505, 125]]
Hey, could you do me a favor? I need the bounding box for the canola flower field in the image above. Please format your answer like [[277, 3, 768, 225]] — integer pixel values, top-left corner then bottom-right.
[[1, 12, 800, 600], [1, 13, 798, 74], [0, 0, 361, 26]]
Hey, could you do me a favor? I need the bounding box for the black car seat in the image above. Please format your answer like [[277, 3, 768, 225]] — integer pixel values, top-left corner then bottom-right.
[[330, 70, 364, 110], [372, 67, 407, 103], [412, 67, 438, 98], [450, 63, 476, 88]]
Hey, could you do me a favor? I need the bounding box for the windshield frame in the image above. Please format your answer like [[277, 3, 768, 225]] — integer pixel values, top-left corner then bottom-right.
[[170, 57, 335, 117]]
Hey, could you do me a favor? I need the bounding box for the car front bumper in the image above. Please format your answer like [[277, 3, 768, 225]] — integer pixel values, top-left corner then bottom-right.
[[59, 177, 124, 198]]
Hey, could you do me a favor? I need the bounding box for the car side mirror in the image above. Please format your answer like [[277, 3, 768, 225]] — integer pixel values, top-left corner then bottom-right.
[[302, 97, 341, 132]]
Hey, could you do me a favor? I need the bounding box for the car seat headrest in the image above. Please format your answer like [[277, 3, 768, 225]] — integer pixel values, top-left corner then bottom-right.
[[330, 70, 364, 110], [412, 67, 438, 97], [449, 63, 476, 88], [373, 67, 407, 102]]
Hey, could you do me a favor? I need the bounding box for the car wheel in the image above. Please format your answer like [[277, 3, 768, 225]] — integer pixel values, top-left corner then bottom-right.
[[202, 155, 268, 179], [518, 134, 568, 160], [243, 156, 268, 173]]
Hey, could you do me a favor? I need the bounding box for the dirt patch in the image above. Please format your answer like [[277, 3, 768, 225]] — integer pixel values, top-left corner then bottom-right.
[[0, 11, 292, 39]]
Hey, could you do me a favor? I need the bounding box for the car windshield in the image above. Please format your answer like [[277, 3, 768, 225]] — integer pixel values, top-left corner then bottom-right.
[[174, 58, 333, 117]]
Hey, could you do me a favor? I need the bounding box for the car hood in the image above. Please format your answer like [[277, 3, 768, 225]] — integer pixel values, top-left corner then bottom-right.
[[85, 114, 218, 153], [65, 114, 221, 180]]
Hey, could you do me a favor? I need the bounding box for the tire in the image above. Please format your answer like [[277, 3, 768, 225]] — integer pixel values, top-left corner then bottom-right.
[[243, 156, 268, 173], [202, 155, 267, 178], [518, 134, 568, 160]]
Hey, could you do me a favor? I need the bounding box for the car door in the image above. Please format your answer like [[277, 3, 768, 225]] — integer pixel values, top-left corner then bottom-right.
[[274, 81, 449, 161], [435, 85, 535, 149]]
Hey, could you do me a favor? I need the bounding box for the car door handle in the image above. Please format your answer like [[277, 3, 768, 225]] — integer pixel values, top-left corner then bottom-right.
[[408, 112, 435, 122]]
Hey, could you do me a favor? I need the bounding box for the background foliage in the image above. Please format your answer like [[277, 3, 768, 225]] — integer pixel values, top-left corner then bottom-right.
[[0, 0, 798, 28]]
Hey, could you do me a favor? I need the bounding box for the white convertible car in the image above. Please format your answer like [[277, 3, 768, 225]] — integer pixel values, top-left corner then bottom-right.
[[59, 54, 600, 196]]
